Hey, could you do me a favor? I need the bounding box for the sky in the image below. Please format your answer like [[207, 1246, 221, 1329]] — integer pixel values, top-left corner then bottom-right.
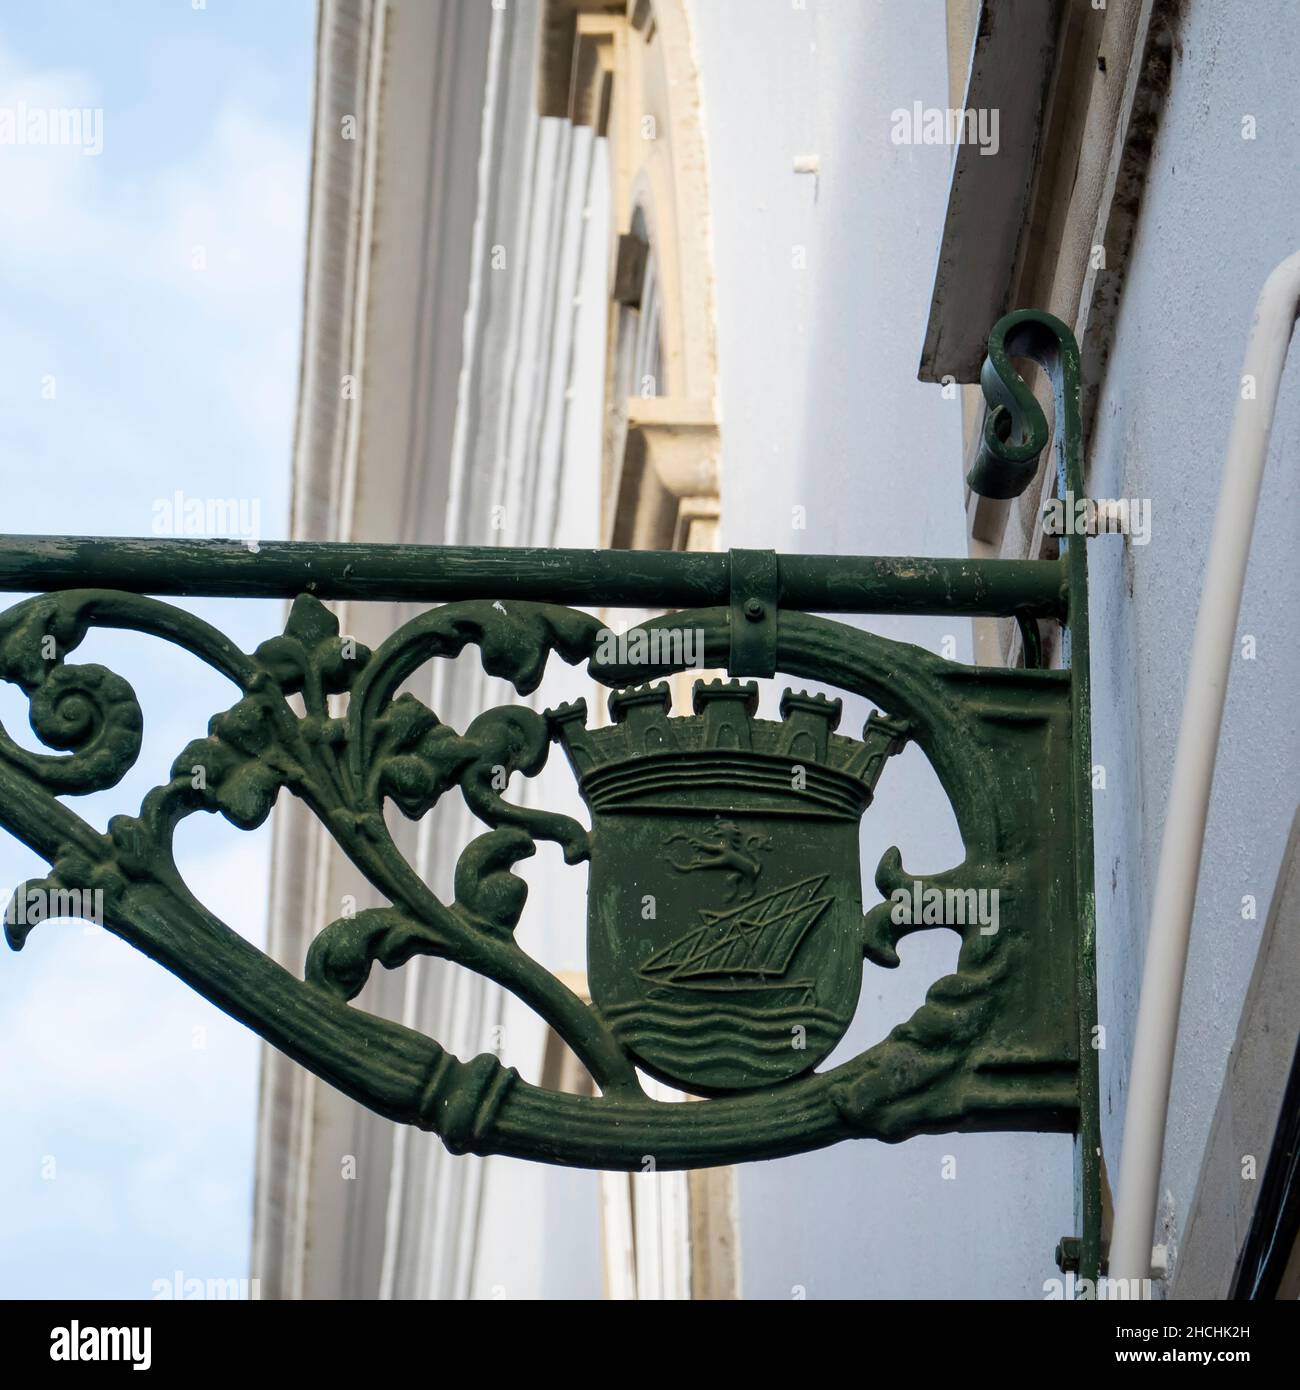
[[0, 0, 314, 1298]]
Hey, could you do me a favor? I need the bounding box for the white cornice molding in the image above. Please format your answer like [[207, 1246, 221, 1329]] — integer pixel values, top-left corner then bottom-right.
[[287, 0, 378, 545]]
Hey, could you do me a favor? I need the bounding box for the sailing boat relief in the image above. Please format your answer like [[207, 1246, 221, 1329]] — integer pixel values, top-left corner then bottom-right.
[[638, 875, 832, 996]]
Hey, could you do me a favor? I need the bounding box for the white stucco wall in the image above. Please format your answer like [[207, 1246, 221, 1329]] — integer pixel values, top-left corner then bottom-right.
[[690, 0, 1074, 1298], [1085, 0, 1300, 1269]]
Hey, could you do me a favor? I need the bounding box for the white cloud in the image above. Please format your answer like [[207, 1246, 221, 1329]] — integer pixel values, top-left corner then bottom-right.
[[0, 18, 307, 1294], [0, 36, 307, 443]]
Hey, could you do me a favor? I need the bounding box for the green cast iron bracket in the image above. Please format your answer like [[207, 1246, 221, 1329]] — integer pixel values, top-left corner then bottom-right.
[[0, 312, 1100, 1286]]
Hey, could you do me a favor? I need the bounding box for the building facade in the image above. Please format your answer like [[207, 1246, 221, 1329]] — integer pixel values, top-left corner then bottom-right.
[[253, 0, 1300, 1298]]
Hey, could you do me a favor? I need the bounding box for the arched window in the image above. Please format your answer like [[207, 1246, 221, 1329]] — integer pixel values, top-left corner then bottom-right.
[[541, 0, 721, 555]]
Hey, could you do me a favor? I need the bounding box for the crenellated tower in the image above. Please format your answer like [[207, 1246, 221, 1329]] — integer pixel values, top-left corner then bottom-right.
[[547, 679, 910, 820]]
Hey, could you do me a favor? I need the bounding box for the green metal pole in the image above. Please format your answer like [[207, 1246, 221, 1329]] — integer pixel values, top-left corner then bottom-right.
[[0, 535, 1066, 618]]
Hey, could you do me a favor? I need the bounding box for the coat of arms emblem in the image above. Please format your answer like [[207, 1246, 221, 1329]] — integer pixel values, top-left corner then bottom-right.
[[550, 679, 909, 1094]]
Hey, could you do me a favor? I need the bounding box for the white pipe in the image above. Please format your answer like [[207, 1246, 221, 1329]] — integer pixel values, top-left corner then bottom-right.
[[1110, 249, 1300, 1287]]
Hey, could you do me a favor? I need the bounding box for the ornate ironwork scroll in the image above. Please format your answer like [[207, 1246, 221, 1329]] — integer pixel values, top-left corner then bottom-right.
[[0, 312, 1100, 1280]]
